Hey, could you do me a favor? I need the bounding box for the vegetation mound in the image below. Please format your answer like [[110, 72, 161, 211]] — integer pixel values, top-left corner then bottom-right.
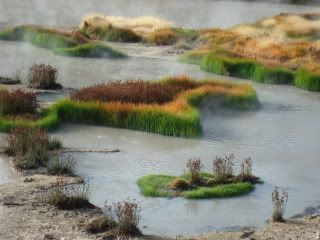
[[0, 25, 127, 59], [138, 156, 261, 199], [0, 76, 259, 137], [179, 12, 320, 92]]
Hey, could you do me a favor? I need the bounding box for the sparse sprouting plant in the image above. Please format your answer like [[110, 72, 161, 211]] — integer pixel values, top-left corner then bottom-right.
[[186, 158, 202, 184], [47, 154, 76, 176], [271, 187, 288, 222], [48, 181, 93, 210], [240, 157, 253, 177], [213, 153, 235, 182]]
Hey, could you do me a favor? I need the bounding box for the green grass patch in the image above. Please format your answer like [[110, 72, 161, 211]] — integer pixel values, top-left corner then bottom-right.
[[54, 42, 127, 58], [183, 182, 254, 199], [137, 174, 254, 199], [0, 25, 127, 59], [294, 69, 320, 91], [137, 174, 176, 197], [180, 52, 320, 91]]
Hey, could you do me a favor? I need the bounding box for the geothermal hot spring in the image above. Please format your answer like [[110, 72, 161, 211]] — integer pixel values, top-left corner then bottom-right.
[[0, 0, 320, 236]]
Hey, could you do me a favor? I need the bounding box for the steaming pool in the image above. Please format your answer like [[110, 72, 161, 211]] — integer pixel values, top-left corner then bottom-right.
[[0, 0, 320, 237]]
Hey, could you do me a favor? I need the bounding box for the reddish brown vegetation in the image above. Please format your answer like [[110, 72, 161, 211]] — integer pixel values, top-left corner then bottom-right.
[[0, 89, 38, 115], [71, 77, 199, 104]]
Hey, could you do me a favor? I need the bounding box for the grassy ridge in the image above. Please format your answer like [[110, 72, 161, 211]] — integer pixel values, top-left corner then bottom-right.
[[0, 25, 126, 59], [0, 77, 259, 137], [137, 174, 255, 199], [179, 53, 320, 91], [54, 42, 127, 58]]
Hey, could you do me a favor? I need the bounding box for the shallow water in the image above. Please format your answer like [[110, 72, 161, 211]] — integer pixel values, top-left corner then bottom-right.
[[0, 136, 17, 185], [50, 83, 320, 236], [0, 1, 320, 235], [0, 0, 316, 29], [1, 37, 320, 236]]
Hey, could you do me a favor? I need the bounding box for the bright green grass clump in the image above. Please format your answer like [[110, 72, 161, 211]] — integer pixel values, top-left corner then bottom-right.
[[180, 52, 320, 92], [137, 174, 255, 199], [0, 25, 127, 59], [137, 175, 176, 197], [295, 69, 320, 91], [183, 182, 254, 199], [54, 42, 127, 58]]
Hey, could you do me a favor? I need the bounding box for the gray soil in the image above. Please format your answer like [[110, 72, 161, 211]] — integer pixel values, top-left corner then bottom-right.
[[0, 162, 319, 240]]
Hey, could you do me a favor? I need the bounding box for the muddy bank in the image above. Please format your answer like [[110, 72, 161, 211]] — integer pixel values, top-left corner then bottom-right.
[[0, 172, 170, 240]]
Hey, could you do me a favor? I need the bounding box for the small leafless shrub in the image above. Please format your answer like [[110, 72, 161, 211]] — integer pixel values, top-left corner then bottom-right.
[[105, 199, 141, 236], [28, 64, 62, 90], [186, 158, 202, 184], [272, 187, 288, 222], [213, 153, 235, 182]]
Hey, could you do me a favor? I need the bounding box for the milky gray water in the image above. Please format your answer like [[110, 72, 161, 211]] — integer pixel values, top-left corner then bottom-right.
[[0, 0, 320, 237]]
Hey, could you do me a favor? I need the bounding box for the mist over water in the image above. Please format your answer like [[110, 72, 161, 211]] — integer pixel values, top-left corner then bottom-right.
[[0, 0, 320, 237], [0, 0, 316, 28]]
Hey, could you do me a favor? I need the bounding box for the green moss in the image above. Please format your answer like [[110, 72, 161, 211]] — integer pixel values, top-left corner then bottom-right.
[[295, 69, 320, 91], [137, 174, 255, 199], [54, 42, 127, 58]]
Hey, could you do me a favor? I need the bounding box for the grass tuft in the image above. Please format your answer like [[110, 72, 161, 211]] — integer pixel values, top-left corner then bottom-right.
[[47, 155, 76, 176]]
